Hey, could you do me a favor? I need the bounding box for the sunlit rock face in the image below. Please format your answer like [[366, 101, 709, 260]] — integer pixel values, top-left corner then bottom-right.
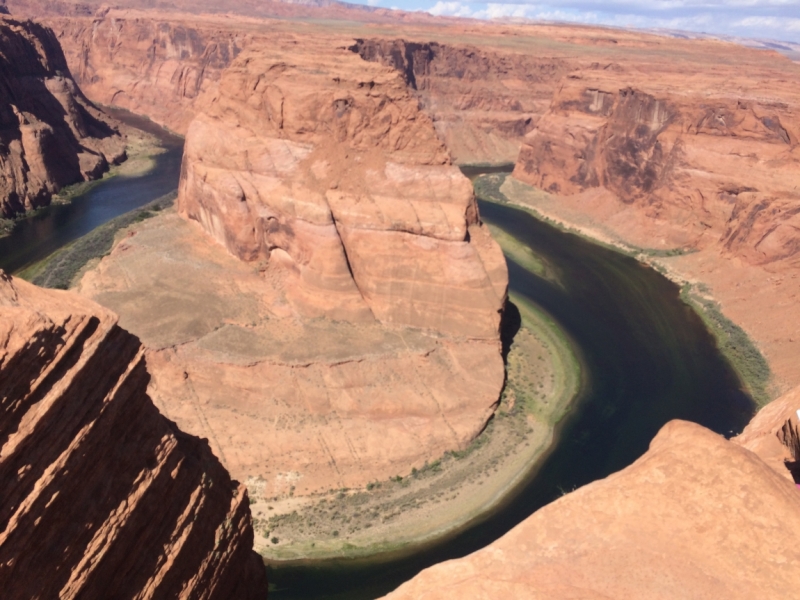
[[177, 44, 508, 339], [0, 273, 267, 599], [0, 16, 125, 218]]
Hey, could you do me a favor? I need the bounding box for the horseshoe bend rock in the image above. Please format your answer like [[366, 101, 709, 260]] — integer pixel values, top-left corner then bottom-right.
[[0, 273, 267, 599], [0, 15, 126, 218], [178, 45, 508, 340]]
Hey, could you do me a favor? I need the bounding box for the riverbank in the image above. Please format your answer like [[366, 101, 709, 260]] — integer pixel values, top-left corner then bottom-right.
[[476, 173, 774, 407], [16, 192, 176, 288], [0, 118, 167, 241], [256, 290, 581, 561]]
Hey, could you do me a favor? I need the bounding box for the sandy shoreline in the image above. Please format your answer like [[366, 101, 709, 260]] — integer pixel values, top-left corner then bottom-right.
[[256, 290, 582, 561]]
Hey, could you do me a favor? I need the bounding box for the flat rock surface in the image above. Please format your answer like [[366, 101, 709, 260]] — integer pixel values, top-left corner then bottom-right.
[[384, 420, 800, 600]]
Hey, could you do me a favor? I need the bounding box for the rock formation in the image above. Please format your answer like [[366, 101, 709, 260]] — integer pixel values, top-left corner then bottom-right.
[[0, 272, 266, 599], [71, 39, 508, 500], [383, 419, 800, 599], [0, 16, 125, 218], [43, 10, 249, 134], [178, 44, 507, 338], [350, 38, 565, 164], [513, 68, 800, 260]]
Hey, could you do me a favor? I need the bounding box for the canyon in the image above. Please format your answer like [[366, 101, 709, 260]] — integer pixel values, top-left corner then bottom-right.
[[2, 0, 800, 597], [0, 15, 125, 219], [75, 32, 508, 503]]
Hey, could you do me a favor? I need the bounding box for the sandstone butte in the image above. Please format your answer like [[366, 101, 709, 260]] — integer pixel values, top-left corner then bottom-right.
[[0, 271, 267, 598], [74, 34, 509, 499], [0, 14, 126, 218], [4, 0, 800, 596]]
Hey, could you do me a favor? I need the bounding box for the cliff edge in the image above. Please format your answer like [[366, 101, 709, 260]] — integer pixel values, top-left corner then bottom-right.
[[0, 16, 125, 218], [0, 272, 266, 599]]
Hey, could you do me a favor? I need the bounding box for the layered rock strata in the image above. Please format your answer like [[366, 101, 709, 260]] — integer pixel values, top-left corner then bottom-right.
[[0, 16, 125, 217], [178, 45, 507, 338], [513, 70, 800, 260], [384, 419, 800, 599], [506, 54, 800, 387], [350, 38, 567, 164], [0, 272, 266, 599], [44, 10, 249, 134]]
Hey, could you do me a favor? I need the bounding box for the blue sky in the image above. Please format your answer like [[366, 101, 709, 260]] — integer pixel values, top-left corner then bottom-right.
[[346, 0, 800, 43]]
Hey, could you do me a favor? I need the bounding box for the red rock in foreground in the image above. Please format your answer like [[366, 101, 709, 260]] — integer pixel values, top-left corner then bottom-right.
[[0, 16, 125, 218], [384, 420, 800, 599], [0, 273, 266, 599]]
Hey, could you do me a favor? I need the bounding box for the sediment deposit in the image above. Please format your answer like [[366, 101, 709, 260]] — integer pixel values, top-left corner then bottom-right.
[[0, 15, 125, 218], [0, 272, 266, 599]]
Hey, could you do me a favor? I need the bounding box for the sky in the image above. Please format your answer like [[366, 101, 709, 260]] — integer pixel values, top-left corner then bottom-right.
[[346, 0, 800, 43]]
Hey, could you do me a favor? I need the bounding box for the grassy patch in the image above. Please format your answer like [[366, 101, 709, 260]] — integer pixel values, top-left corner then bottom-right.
[[680, 285, 772, 406], [17, 192, 177, 289]]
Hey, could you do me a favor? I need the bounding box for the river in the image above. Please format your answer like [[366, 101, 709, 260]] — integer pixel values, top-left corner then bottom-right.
[[264, 175, 755, 599], [0, 108, 183, 274], [1, 136, 756, 598]]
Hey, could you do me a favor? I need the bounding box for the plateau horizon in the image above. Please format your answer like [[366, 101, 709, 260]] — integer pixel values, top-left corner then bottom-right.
[[348, 0, 800, 43]]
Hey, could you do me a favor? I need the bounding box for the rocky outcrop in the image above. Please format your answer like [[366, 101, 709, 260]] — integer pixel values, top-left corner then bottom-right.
[[384, 420, 800, 599], [178, 44, 507, 339], [0, 16, 125, 218], [350, 38, 569, 164], [0, 272, 266, 599]]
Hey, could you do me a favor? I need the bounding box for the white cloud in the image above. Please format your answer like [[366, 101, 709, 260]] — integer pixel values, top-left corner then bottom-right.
[[421, 0, 800, 41], [367, 0, 381, 6]]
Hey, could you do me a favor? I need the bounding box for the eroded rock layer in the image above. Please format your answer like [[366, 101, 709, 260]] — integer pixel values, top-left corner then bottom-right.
[[384, 420, 800, 599], [178, 44, 507, 339], [0, 16, 125, 218], [0, 272, 266, 599], [513, 70, 800, 263], [350, 38, 566, 164]]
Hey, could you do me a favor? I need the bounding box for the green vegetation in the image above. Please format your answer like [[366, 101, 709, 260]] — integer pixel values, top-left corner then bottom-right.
[[17, 192, 177, 289], [680, 285, 772, 406]]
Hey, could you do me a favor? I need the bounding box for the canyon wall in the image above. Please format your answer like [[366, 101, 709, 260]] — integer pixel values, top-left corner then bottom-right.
[[0, 271, 266, 599], [0, 16, 125, 218], [43, 10, 250, 134], [350, 38, 570, 164], [513, 68, 800, 260]]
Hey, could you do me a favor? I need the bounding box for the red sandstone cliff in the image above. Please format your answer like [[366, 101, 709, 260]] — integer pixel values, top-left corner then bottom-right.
[[0, 272, 266, 599], [513, 68, 800, 261], [0, 16, 125, 218], [178, 43, 507, 339], [350, 38, 568, 164]]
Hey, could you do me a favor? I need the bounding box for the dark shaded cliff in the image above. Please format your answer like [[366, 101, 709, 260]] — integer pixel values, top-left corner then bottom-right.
[[0, 16, 125, 218], [0, 272, 267, 599]]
